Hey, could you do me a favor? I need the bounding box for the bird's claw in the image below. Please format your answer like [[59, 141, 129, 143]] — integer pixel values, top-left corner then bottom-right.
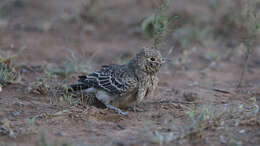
[[115, 109, 128, 116]]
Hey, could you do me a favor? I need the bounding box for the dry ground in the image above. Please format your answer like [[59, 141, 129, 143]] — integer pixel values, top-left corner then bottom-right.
[[0, 0, 260, 146]]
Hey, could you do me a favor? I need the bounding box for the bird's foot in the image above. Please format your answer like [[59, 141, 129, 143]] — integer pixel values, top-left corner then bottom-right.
[[114, 109, 128, 116], [126, 106, 144, 112], [105, 104, 128, 116]]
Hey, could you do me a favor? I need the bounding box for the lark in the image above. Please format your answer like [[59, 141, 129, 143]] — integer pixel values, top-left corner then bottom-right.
[[69, 47, 165, 115]]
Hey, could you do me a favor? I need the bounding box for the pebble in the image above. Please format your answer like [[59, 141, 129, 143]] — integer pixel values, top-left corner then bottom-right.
[[183, 91, 199, 102], [239, 129, 246, 134], [11, 111, 20, 117]]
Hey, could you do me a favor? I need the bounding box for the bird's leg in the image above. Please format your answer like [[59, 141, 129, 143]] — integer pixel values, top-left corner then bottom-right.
[[95, 90, 128, 116], [105, 104, 128, 116]]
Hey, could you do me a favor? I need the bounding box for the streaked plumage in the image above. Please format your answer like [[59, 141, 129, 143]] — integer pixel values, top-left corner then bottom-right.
[[70, 47, 165, 115]]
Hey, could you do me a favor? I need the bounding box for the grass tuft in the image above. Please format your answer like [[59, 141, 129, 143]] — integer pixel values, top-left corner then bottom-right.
[[0, 53, 20, 86], [141, 0, 176, 49], [48, 48, 93, 78]]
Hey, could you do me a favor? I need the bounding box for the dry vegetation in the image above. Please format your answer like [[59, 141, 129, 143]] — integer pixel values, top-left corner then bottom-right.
[[0, 0, 260, 145]]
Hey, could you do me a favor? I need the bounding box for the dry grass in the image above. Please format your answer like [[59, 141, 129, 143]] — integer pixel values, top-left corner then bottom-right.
[[0, 53, 20, 86]]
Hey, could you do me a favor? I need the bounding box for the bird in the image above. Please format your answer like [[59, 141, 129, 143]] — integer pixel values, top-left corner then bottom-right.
[[69, 47, 165, 115]]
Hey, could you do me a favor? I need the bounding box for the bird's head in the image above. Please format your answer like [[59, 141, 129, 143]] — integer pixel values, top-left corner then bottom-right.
[[130, 47, 165, 74]]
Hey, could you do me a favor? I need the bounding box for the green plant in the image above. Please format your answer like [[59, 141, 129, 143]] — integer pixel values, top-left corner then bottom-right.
[[47, 78, 81, 107], [237, 0, 259, 87], [184, 107, 212, 140], [29, 78, 50, 95], [0, 58, 20, 86], [48, 48, 93, 78], [60, 85, 80, 106], [141, 0, 176, 49], [141, 122, 176, 145]]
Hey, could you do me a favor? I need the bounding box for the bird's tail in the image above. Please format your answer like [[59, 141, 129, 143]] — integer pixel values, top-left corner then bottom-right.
[[68, 83, 90, 92]]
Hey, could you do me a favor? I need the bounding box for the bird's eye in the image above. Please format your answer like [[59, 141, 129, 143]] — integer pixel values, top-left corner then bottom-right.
[[150, 57, 156, 61]]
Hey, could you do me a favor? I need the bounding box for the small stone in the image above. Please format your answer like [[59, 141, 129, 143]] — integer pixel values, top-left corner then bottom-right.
[[183, 91, 199, 102], [86, 129, 97, 133], [220, 135, 226, 144], [8, 130, 16, 139], [55, 131, 68, 136], [11, 111, 20, 117], [15, 102, 23, 107], [20, 68, 28, 74], [221, 100, 227, 104], [0, 125, 9, 135], [239, 129, 246, 134]]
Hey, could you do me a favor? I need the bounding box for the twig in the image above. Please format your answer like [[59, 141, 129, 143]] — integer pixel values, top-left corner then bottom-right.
[[237, 45, 251, 88], [212, 88, 230, 94], [237, 0, 258, 88], [198, 85, 231, 94]]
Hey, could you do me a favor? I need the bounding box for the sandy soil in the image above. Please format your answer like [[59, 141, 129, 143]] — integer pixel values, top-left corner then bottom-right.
[[0, 0, 260, 145]]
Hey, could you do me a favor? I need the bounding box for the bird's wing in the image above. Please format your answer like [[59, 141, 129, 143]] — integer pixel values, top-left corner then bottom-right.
[[79, 65, 138, 95]]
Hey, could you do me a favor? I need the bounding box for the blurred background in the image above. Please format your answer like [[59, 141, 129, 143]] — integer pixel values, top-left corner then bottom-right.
[[0, 0, 259, 91], [0, 0, 259, 68]]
